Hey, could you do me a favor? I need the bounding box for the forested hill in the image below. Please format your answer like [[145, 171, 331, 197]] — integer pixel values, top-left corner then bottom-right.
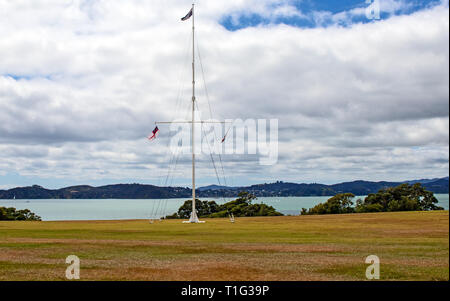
[[199, 178, 448, 197], [0, 177, 447, 199], [0, 184, 191, 199]]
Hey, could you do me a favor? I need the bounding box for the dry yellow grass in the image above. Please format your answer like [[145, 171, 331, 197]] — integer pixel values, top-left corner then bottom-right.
[[0, 211, 448, 281]]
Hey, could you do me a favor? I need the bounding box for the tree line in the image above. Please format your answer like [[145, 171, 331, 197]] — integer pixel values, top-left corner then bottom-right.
[[300, 183, 444, 215], [166, 191, 283, 219], [0, 207, 42, 221]]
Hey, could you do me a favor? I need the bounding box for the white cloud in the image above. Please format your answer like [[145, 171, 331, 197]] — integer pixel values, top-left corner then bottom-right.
[[0, 0, 448, 187]]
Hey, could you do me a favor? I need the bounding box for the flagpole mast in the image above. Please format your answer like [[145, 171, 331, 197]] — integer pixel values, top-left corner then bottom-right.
[[190, 3, 199, 223], [155, 5, 224, 223]]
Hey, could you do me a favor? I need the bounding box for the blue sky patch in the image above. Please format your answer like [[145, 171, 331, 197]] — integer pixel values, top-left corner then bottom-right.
[[220, 0, 446, 31], [5, 73, 56, 81]]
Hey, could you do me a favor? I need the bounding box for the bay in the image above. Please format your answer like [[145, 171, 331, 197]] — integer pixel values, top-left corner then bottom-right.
[[0, 194, 448, 221]]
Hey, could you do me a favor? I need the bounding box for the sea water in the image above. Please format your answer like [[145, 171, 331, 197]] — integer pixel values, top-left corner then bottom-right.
[[0, 194, 448, 221]]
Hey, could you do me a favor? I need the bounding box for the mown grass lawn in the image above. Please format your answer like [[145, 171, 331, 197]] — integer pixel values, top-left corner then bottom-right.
[[0, 211, 448, 281]]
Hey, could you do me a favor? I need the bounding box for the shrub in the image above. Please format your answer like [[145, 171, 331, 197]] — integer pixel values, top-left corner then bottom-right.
[[302, 183, 443, 215], [166, 191, 283, 219], [301, 193, 356, 215], [0, 207, 41, 221]]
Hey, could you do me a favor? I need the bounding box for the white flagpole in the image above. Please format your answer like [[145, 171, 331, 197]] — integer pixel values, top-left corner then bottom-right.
[[189, 3, 200, 223], [156, 3, 231, 224]]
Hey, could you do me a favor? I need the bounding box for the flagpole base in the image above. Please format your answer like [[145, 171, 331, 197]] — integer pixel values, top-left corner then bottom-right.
[[182, 211, 205, 223]]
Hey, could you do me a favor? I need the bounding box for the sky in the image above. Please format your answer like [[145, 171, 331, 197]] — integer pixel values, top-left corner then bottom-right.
[[0, 0, 448, 189]]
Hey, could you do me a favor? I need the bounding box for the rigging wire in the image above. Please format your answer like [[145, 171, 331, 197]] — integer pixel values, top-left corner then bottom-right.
[[159, 31, 193, 219], [152, 29, 192, 220], [195, 35, 231, 218], [195, 101, 230, 208], [196, 102, 223, 187], [196, 32, 229, 188], [152, 25, 235, 220]]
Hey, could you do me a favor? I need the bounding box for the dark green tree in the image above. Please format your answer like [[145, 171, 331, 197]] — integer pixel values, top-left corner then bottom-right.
[[166, 191, 283, 219], [0, 207, 41, 221], [302, 193, 356, 215], [302, 183, 443, 215], [169, 199, 220, 219], [356, 183, 443, 212]]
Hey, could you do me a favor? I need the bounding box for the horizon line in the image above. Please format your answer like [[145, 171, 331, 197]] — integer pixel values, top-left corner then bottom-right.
[[2, 176, 448, 191]]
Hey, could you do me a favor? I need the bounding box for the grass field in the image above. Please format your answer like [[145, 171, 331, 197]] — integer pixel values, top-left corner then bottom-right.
[[0, 211, 448, 281]]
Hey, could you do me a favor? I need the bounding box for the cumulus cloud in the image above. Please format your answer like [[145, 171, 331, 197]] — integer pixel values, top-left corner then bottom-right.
[[0, 0, 448, 188]]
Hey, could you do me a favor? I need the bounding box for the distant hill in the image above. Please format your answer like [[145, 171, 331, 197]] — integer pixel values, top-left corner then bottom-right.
[[197, 178, 449, 197], [0, 177, 447, 199], [421, 177, 449, 194], [404, 177, 449, 185], [0, 184, 191, 199], [196, 185, 239, 191]]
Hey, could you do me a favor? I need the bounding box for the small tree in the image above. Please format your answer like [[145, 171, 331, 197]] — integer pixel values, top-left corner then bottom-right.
[[0, 207, 41, 221], [357, 183, 443, 212], [302, 193, 356, 215], [175, 199, 220, 219], [166, 191, 283, 219]]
